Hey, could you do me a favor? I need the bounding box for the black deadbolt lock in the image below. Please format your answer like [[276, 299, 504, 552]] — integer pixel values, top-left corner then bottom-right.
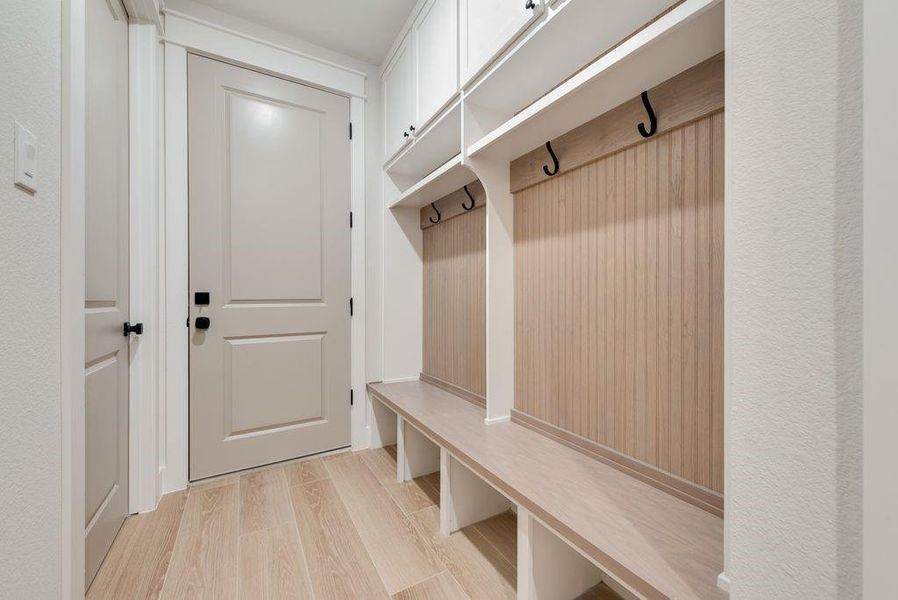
[[195, 291, 210, 305], [195, 317, 211, 330]]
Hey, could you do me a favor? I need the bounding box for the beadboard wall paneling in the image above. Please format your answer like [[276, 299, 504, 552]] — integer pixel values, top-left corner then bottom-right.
[[423, 205, 486, 400], [514, 111, 724, 494]]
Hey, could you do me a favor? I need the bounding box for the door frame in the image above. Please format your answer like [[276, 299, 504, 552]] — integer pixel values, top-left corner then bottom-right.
[[61, 1, 163, 597], [161, 9, 370, 493]]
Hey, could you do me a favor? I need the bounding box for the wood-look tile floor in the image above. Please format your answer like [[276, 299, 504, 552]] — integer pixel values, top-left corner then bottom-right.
[[87, 447, 518, 600]]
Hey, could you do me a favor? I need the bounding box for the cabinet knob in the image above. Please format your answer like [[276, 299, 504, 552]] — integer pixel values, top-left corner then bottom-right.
[[409, 125, 416, 132], [525, 0, 536, 9], [403, 131, 410, 138]]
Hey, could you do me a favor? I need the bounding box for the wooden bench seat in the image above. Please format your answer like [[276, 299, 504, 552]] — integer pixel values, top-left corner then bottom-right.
[[368, 380, 725, 600]]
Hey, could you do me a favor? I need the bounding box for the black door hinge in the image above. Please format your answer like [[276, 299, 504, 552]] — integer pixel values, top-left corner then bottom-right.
[[349, 122, 353, 140], [349, 297, 354, 316], [350, 389, 354, 406], [350, 211, 353, 228]]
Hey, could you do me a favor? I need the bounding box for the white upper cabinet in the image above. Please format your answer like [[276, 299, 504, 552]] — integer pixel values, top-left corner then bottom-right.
[[414, 0, 459, 129], [383, 32, 416, 160], [460, 0, 542, 85]]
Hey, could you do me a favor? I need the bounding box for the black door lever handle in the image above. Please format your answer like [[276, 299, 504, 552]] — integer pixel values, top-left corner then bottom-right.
[[123, 322, 143, 336]]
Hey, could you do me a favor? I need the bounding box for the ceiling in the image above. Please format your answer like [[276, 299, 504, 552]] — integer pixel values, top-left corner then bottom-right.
[[189, 0, 418, 65]]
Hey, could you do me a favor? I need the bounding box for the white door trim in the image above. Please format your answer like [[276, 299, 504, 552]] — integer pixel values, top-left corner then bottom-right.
[[863, 1, 898, 596], [161, 18, 368, 494], [128, 20, 162, 515], [61, 1, 87, 596], [162, 9, 367, 98], [122, 0, 163, 30]]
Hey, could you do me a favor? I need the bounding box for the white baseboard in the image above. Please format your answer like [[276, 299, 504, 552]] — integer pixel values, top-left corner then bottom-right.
[[717, 572, 731, 594], [381, 376, 421, 384], [484, 415, 511, 425]]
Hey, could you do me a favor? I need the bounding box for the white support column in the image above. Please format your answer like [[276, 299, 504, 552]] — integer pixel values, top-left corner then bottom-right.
[[396, 418, 440, 482], [517, 508, 604, 600], [440, 448, 512, 535], [467, 156, 514, 424]]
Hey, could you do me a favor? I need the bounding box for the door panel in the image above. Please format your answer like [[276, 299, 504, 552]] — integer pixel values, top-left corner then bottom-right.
[[227, 334, 324, 434], [383, 33, 415, 159], [84, 0, 130, 588], [227, 92, 323, 301], [414, 0, 458, 128], [188, 55, 351, 480], [460, 0, 542, 85]]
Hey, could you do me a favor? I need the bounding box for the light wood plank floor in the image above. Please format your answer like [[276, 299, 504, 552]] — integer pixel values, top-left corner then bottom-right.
[[87, 447, 520, 600]]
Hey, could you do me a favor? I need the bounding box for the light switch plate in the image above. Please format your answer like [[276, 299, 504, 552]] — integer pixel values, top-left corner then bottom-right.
[[14, 122, 37, 193]]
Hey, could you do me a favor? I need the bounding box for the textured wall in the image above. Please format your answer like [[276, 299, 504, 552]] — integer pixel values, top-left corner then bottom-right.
[[0, 0, 62, 597], [726, 1, 862, 597]]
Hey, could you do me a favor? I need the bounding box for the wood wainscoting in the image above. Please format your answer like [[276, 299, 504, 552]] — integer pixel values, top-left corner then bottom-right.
[[422, 192, 487, 401], [512, 56, 724, 504]]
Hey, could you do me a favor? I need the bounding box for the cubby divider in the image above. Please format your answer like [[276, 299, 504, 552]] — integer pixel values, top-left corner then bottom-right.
[[396, 416, 441, 481], [369, 394, 398, 449], [439, 448, 513, 536]]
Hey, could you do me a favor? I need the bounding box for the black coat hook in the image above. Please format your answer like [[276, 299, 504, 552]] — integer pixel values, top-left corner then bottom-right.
[[462, 185, 476, 210], [637, 90, 657, 138], [542, 141, 559, 177], [429, 202, 442, 224]]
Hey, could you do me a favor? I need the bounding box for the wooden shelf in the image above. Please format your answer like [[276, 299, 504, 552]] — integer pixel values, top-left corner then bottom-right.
[[463, 0, 678, 121], [466, 0, 724, 162], [389, 154, 478, 209], [386, 98, 462, 183]]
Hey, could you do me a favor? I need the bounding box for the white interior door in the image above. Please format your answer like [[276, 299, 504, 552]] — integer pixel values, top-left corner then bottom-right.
[[187, 54, 352, 481], [84, 0, 130, 588]]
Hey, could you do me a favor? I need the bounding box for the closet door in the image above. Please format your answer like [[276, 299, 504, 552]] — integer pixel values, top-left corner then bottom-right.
[[383, 32, 416, 160], [84, 0, 130, 587], [460, 0, 542, 85], [414, 0, 458, 129]]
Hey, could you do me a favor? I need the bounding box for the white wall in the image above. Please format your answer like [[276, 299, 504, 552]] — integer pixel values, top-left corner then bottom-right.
[[725, 1, 863, 597], [381, 202, 423, 382], [863, 1, 898, 597], [378, 2, 426, 383], [0, 0, 63, 597]]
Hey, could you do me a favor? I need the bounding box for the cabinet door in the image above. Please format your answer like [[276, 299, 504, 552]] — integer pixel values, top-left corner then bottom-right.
[[414, 0, 458, 128], [383, 32, 415, 159], [460, 0, 542, 85]]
